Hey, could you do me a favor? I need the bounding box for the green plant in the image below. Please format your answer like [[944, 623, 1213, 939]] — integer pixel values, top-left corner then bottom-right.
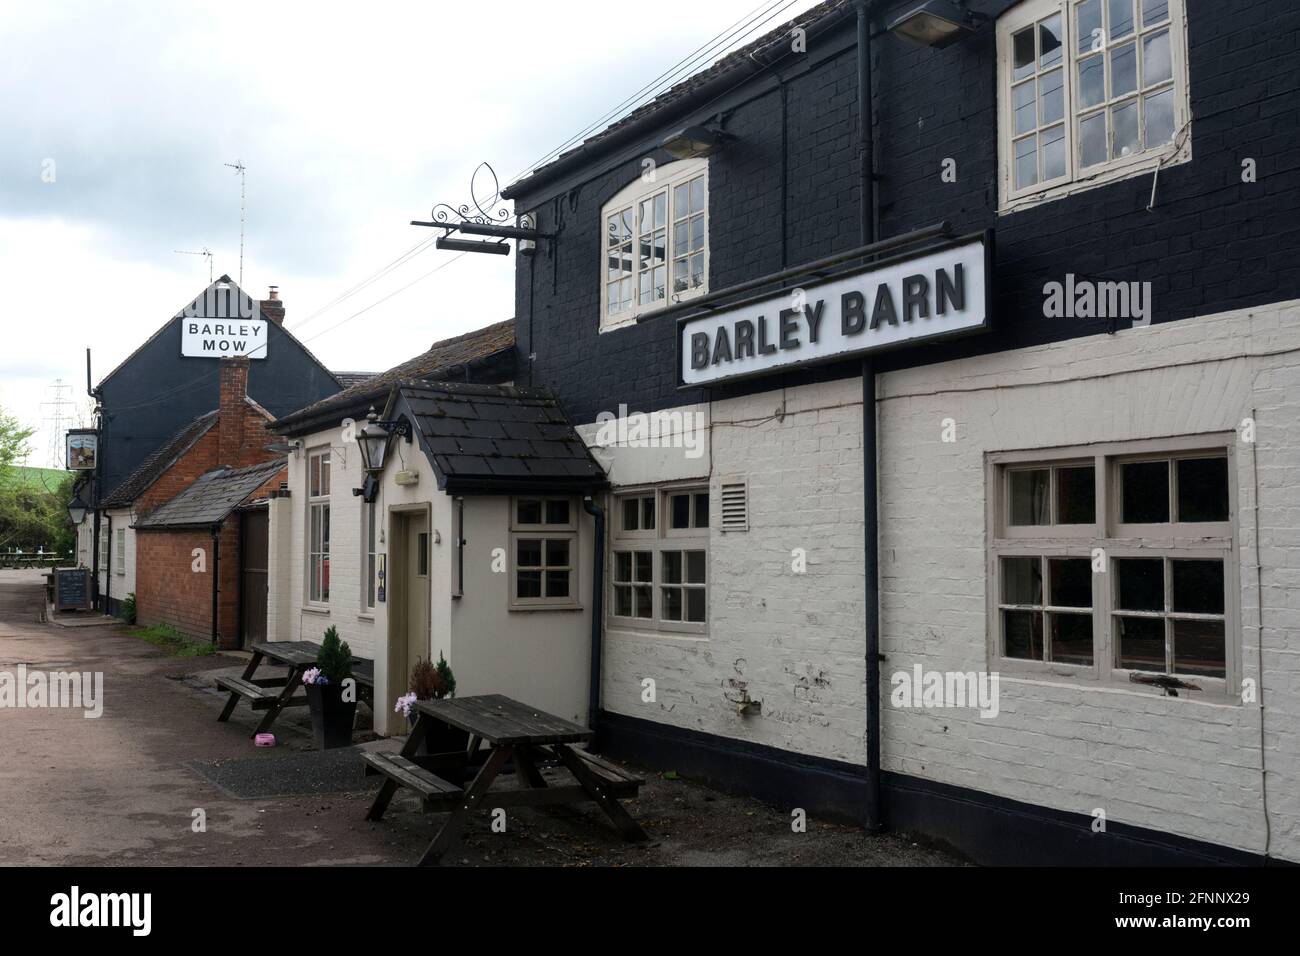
[[435, 651, 456, 699], [316, 625, 352, 684], [128, 623, 216, 657], [118, 592, 137, 625]]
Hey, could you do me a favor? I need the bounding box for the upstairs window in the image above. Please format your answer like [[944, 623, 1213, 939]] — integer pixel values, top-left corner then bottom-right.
[[997, 0, 1189, 211], [601, 159, 708, 331]]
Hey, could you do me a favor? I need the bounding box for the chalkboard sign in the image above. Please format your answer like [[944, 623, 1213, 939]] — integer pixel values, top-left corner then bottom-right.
[[54, 568, 92, 611]]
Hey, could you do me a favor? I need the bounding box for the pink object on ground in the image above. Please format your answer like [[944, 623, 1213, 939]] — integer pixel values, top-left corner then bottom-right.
[[254, 733, 276, 747]]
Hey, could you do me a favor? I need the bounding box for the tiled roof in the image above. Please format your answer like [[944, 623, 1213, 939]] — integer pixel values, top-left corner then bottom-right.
[[393, 381, 607, 495], [99, 411, 218, 509], [332, 371, 379, 388], [275, 319, 515, 433], [134, 460, 286, 530], [504, 0, 848, 197]]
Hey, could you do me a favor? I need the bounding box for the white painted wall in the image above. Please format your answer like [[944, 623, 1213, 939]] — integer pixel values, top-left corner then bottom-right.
[[104, 507, 135, 608]]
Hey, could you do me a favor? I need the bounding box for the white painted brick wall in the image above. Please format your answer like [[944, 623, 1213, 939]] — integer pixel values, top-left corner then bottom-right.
[[878, 299, 1300, 862]]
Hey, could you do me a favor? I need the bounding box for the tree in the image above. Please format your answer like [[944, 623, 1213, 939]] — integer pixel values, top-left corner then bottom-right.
[[0, 408, 33, 479], [0, 406, 68, 556]]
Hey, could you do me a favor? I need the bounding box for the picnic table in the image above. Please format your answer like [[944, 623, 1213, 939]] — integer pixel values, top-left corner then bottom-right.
[[363, 694, 648, 866], [215, 640, 374, 737]]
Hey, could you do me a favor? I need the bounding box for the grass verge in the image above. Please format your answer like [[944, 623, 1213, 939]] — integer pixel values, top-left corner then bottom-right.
[[127, 623, 216, 657]]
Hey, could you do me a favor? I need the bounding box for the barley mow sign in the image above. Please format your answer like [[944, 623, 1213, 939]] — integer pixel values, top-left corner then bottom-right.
[[678, 233, 990, 387], [177, 284, 269, 360]]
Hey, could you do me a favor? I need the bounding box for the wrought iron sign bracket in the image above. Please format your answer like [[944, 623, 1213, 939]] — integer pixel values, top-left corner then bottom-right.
[[411, 162, 553, 256]]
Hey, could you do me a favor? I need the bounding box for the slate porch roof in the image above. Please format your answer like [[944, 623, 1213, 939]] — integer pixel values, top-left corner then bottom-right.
[[274, 319, 515, 435], [134, 460, 286, 530], [99, 410, 218, 509], [388, 381, 607, 495]]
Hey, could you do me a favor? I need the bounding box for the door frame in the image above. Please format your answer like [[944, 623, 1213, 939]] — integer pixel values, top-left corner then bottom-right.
[[238, 507, 270, 648], [386, 503, 432, 734]]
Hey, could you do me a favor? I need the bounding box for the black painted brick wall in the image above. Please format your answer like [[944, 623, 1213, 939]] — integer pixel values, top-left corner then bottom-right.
[[512, 0, 1300, 425]]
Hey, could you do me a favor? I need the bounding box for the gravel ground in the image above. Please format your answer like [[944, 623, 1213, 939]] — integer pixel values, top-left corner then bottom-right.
[[0, 570, 965, 867]]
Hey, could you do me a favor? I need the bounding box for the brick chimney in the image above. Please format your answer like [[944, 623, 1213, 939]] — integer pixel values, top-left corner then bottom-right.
[[261, 285, 285, 326], [217, 357, 251, 467]]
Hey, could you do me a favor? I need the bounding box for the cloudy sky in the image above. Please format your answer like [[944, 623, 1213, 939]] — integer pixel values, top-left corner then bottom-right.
[[0, 0, 819, 467]]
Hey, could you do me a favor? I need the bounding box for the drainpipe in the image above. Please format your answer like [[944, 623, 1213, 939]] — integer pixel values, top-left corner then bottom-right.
[[857, 0, 883, 832], [103, 514, 112, 612], [582, 495, 605, 738], [210, 526, 221, 647]]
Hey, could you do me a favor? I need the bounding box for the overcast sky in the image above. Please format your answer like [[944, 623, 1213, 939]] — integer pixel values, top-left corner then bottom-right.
[[0, 0, 819, 467]]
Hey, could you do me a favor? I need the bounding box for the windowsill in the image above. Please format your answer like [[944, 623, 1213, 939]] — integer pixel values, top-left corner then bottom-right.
[[357, 613, 375, 623], [608, 623, 708, 642], [999, 141, 1192, 215], [600, 293, 709, 334], [991, 659, 1234, 704], [302, 605, 330, 615], [508, 603, 583, 612]]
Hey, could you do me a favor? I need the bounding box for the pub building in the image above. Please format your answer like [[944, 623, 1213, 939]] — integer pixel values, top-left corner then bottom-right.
[[486, 0, 1300, 865]]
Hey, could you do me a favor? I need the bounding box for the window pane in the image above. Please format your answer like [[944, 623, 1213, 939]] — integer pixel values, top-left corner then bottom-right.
[[1050, 613, 1094, 664], [634, 551, 652, 582], [1076, 0, 1102, 54], [1012, 27, 1036, 81], [1014, 135, 1038, 189], [693, 492, 709, 528], [686, 588, 706, 623], [689, 177, 704, 214], [690, 216, 704, 252], [1172, 619, 1225, 678], [1110, 41, 1137, 97], [416, 533, 428, 577], [1142, 28, 1172, 86], [1176, 457, 1228, 522], [673, 183, 687, 217], [1109, 0, 1134, 39], [621, 498, 639, 532], [1002, 556, 1043, 605], [690, 253, 704, 289], [1013, 80, 1036, 134], [545, 538, 569, 567], [642, 497, 656, 530], [1040, 70, 1064, 125], [517, 499, 542, 525], [1049, 558, 1092, 608], [1141, 0, 1168, 26], [1144, 87, 1175, 147], [662, 550, 682, 584], [517, 538, 542, 567], [662, 587, 682, 621], [634, 585, 652, 618], [546, 499, 570, 525], [1112, 99, 1140, 158], [615, 551, 632, 582], [545, 570, 570, 598], [1041, 124, 1066, 181], [1078, 55, 1105, 109], [1009, 468, 1049, 525], [654, 191, 667, 227], [310, 456, 321, 496], [1172, 559, 1225, 615], [517, 570, 542, 598], [1116, 615, 1165, 671], [606, 215, 620, 248], [1004, 609, 1044, 660], [1055, 465, 1096, 524], [1038, 14, 1062, 68], [686, 550, 706, 584], [1116, 558, 1164, 611], [1080, 110, 1108, 167], [614, 584, 632, 617], [1121, 460, 1169, 522], [670, 494, 691, 529]]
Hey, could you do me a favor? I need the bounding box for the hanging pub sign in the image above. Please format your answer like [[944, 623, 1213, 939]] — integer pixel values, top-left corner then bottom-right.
[[65, 429, 99, 471], [678, 233, 991, 387]]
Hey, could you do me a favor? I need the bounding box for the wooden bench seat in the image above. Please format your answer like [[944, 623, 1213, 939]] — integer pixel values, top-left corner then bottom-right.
[[363, 752, 463, 807], [214, 675, 283, 711], [570, 748, 643, 797]]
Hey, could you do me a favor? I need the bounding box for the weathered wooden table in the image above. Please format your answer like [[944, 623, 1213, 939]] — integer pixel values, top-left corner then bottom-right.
[[363, 694, 647, 866], [215, 640, 374, 737]]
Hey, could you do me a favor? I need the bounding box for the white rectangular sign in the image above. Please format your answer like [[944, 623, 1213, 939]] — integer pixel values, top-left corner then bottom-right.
[[680, 235, 989, 386], [181, 318, 269, 360]]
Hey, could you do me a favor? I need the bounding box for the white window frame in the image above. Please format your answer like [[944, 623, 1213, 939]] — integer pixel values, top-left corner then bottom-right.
[[996, 0, 1191, 213], [306, 448, 331, 606], [361, 499, 378, 614], [508, 497, 579, 609], [610, 484, 709, 637], [986, 434, 1239, 698], [115, 528, 126, 575], [99, 524, 109, 571], [599, 158, 709, 332]]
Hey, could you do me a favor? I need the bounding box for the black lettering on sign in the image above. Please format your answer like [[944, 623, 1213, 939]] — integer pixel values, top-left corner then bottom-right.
[[691, 332, 710, 370], [711, 325, 733, 365], [778, 308, 800, 350], [735, 320, 755, 359], [902, 274, 929, 322], [757, 316, 777, 355], [870, 283, 898, 329], [842, 291, 865, 335], [804, 300, 825, 343], [937, 263, 964, 315]]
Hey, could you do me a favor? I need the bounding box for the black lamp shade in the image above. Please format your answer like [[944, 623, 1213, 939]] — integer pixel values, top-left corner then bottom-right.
[[358, 420, 391, 474], [68, 497, 88, 525]]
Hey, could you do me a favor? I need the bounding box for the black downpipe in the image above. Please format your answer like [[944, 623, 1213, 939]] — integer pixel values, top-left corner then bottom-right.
[[103, 514, 112, 611], [857, 0, 883, 832], [210, 527, 221, 646], [582, 496, 605, 737]]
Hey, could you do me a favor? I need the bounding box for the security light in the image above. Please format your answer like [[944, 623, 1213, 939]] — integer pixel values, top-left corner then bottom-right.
[[660, 125, 729, 160], [886, 0, 987, 48]]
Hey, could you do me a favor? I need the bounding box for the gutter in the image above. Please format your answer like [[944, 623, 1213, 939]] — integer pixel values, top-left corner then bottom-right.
[[582, 496, 606, 737]]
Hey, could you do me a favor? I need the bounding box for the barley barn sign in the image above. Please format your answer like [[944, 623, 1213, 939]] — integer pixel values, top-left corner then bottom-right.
[[678, 233, 991, 387]]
